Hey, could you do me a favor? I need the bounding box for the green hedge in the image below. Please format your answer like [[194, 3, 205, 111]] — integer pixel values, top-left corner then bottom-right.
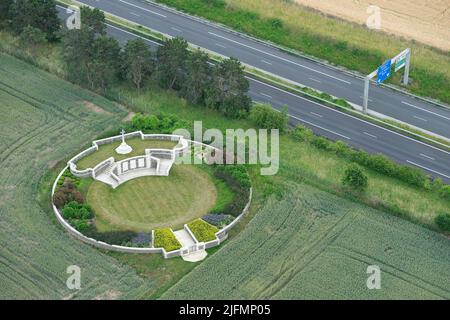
[[292, 125, 437, 192], [154, 228, 182, 251], [188, 219, 219, 242]]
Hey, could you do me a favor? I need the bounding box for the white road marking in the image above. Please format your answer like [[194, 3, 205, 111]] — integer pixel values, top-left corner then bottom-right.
[[107, 24, 162, 46], [289, 114, 351, 140], [259, 92, 272, 99], [208, 32, 352, 85], [310, 112, 323, 118], [309, 78, 322, 83], [363, 132, 377, 138], [247, 77, 450, 156], [402, 101, 450, 121], [413, 115, 428, 122], [261, 59, 272, 65], [420, 153, 435, 161], [129, 12, 140, 17], [406, 160, 450, 179], [215, 43, 226, 48], [119, 0, 167, 18], [171, 27, 182, 32]]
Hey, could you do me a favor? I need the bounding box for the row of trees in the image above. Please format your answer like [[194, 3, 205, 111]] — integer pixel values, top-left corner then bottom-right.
[[0, 1, 265, 120], [60, 6, 251, 118], [0, 0, 60, 41]]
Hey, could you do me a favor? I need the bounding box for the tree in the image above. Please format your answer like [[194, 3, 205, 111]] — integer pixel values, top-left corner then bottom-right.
[[205, 57, 251, 118], [0, 0, 13, 26], [86, 36, 121, 90], [19, 25, 47, 55], [155, 37, 189, 89], [181, 50, 211, 104], [62, 28, 95, 85], [342, 164, 368, 192], [80, 6, 106, 35], [122, 38, 153, 90], [9, 0, 60, 41], [435, 213, 450, 232], [62, 28, 121, 90], [249, 103, 288, 133]]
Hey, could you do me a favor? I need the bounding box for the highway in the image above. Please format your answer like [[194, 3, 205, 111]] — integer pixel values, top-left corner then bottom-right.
[[57, 6, 450, 182], [74, 0, 450, 139]]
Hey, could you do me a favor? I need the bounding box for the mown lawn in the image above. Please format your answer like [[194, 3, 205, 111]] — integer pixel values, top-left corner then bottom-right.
[[86, 164, 218, 232], [76, 137, 178, 169]]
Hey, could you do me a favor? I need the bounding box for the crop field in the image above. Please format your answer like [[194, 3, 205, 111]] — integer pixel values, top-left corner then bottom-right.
[[87, 165, 218, 232], [0, 53, 160, 299], [162, 182, 450, 299]]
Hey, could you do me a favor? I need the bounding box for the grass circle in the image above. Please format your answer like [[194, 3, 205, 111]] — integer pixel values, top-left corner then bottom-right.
[[86, 164, 217, 232]]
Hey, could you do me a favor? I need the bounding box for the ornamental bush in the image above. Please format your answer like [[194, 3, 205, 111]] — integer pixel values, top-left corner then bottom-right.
[[440, 185, 450, 201], [250, 103, 288, 133], [342, 164, 368, 192], [434, 212, 450, 232], [53, 180, 84, 208]]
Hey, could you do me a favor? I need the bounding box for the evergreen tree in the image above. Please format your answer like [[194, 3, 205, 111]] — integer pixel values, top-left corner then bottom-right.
[[155, 37, 189, 90], [181, 50, 211, 104], [9, 0, 60, 41], [122, 38, 153, 90], [206, 57, 251, 118]]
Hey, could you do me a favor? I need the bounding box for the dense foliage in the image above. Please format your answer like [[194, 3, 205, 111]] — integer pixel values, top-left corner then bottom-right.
[[250, 103, 288, 133], [342, 164, 368, 192], [434, 213, 450, 232], [292, 125, 441, 194], [213, 165, 250, 217], [61, 201, 93, 231], [53, 179, 85, 208], [7, 0, 60, 41], [129, 112, 189, 134]]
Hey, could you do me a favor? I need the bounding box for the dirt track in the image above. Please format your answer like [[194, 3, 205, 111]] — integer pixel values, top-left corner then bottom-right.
[[294, 0, 450, 51]]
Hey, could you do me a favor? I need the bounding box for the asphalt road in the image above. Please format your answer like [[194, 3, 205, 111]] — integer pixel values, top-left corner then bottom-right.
[[74, 0, 450, 139], [57, 6, 450, 182]]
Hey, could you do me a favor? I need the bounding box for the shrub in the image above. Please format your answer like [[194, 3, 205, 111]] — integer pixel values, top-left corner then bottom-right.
[[188, 219, 219, 242], [154, 228, 182, 251], [53, 180, 84, 208], [250, 103, 288, 133], [214, 165, 251, 217], [292, 125, 314, 142], [342, 164, 368, 192], [129, 112, 189, 134], [19, 26, 46, 54], [311, 136, 331, 150], [440, 185, 450, 201], [202, 214, 234, 228], [434, 213, 450, 232]]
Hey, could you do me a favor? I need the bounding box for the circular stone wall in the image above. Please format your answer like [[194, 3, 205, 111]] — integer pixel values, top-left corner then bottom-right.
[[86, 164, 217, 232]]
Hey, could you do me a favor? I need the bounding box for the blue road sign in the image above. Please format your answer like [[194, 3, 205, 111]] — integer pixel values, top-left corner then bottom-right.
[[377, 60, 391, 84]]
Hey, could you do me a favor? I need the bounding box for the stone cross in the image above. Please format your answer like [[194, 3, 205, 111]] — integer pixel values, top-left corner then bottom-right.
[[121, 129, 126, 143]]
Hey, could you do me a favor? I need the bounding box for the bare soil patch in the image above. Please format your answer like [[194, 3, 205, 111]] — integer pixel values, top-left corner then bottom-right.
[[294, 0, 450, 51]]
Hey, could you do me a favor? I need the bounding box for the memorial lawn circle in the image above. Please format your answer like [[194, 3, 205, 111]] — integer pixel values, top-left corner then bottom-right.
[[86, 164, 218, 232]]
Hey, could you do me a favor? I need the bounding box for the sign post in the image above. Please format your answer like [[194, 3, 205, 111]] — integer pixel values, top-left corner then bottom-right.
[[362, 48, 410, 114]]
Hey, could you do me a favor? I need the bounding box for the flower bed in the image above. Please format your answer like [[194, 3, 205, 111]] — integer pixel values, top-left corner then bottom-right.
[[188, 219, 219, 242], [154, 228, 182, 251]]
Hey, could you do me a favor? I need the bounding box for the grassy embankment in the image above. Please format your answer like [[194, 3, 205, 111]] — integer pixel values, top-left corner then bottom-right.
[[155, 0, 450, 105]]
